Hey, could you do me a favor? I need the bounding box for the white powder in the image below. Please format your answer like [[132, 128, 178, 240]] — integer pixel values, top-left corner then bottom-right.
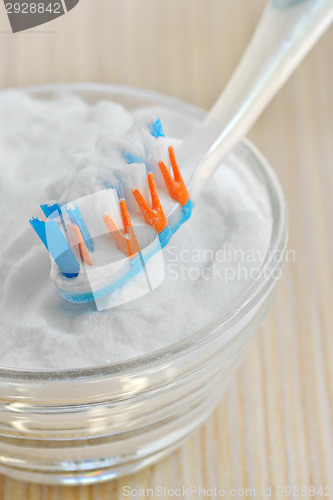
[[0, 90, 272, 371]]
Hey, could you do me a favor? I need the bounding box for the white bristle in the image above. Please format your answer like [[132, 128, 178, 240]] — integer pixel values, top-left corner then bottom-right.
[[148, 137, 171, 178], [114, 163, 150, 216], [67, 188, 123, 240], [61, 209, 72, 229], [135, 116, 171, 192]]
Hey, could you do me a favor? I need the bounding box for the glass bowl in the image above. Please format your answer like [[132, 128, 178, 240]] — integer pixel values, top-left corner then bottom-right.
[[0, 83, 288, 485]]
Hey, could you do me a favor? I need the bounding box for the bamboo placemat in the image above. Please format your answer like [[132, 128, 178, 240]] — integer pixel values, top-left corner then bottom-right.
[[0, 1, 332, 498]]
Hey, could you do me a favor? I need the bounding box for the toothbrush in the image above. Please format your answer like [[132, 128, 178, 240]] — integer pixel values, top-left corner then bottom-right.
[[30, 0, 333, 304]]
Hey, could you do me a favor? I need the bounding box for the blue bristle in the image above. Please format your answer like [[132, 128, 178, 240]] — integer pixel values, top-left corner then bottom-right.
[[149, 117, 165, 139], [65, 204, 94, 252], [121, 150, 143, 164], [104, 178, 124, 199], [41, 202, 67, 232], [40, 203, 61, 218], [30, 218, 80, 279]]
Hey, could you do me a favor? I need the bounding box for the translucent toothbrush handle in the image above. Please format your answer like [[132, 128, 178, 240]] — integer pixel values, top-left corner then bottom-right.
[[190, 0, 333, 200]]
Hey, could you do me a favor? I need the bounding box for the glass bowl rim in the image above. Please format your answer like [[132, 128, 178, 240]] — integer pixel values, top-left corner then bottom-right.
[[0, 82, 288, 381]]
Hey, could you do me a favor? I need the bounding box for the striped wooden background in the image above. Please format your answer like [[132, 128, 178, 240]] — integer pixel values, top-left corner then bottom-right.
[[0, 1, 332, 498]]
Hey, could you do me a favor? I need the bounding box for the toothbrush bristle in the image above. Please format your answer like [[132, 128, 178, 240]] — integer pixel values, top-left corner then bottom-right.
[[121, 150, 143, 164], [132, 172, 168, 234], [66, 204, 94, 253], [149, 117, 165, 139], [116, 162, 149, 216], [66, 223, 93, 267], [40, 202, 61, 218], [104, 199, 140, 259], [30, 217, 80, 278], [159, 145, 190, 207]]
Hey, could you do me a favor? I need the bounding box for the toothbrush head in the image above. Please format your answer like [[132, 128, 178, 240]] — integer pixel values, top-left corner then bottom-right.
[[30, 115, 193, 304]]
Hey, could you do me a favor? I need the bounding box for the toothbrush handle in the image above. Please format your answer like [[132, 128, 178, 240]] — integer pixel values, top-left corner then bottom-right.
[[190, 0, 333, 200]]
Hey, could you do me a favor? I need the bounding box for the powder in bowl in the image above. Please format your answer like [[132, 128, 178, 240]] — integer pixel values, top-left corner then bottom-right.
[[0, 90, 272, 370]]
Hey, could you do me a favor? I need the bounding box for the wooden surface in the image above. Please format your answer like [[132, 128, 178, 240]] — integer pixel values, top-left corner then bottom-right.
[[1, 1, 333, 498]]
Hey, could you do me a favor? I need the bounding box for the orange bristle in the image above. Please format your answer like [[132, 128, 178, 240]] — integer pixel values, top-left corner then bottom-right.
[[66, 223, 93, 266], [104, 199, 140, 258], [159, 145, 190, 207], [132, 172, 168, 233]]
